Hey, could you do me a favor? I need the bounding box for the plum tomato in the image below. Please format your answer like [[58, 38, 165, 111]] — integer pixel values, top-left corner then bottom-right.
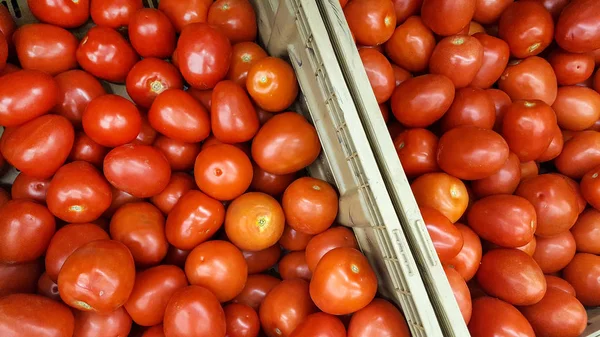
[[279, 251, 312, 281], [391, 0, 422, 23], [581, 165, 600, 209], [246, 57, 299, 112], [520, 288, 587, 337], [385, 16, 436, 73], [129, 8, 176, 59], [291, 312, 346, 337], [544, 275, 576, 297], [163, 285, 226, 337], [537, 124, 564, 162], [69, 132, 109, 168], [393, 128, 439, 178], [73, 306, 132, 337], [282, 177, 338, 235], [304, 226, 358, 273], [251, 162, 296, 197], [150, 172, 195, 215], [11, 173, 50, 204], [207, 0, 258, 44], [153, 135, 201, 171], [552, 86, 600, 131], [429, 35, 484, 88], [471, 152, 521, 197], [392, 64, 413, 86], [548, 49, 595, 86], [487, 88, 512, 132], [227, 42, 268, 88], [279, 226, 313, 252], [0, 294, 75, 337], [555, 130, 600, 179], [470, 33, 510, 89], [411, 172, 469, 223], [104, 186, 141, 218], [90, 0, 143, 28], [126, 58, 184, 109], [420, 206, 464, 263], [498, 1, 554, 58], [520, 161, 539, 181], [359, 48, 395, 104], [498, 56, 558, 106], [554, 0, 600, 53], [343, 0, 396, 46], [27, 0, 90, 28], [468, 297, 535, 337], [243, 244, 281, 274], [570, 209, 600, 255], [347, 298, 410, 337], [134, 114, 158, 145], [421, 0, 476, 36], [52, 70, 106, 128], [440, 87, 496, 131], [232, 274, 281, 311], [563, 253, 600, 306], [260, 279, 317, 337], [158, 0, 213, 32], [448, 224, 482, 281], [83, 94, 142, 147], [224, 303, 261, 337], [533, 230, 576, 274], [211, 80, 260, 143], [444, 266, 472, 324]]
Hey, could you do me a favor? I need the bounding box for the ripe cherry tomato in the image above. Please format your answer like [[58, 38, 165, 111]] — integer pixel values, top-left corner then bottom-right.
[[359, 48, 395, 104], [13, 23, 78, 76], [498, 1, 553, 58], [27, 0, 90, 28], [470, 33, 510, 88], [411, 172, 469, 223], [243, 244, 281, 274], [251, 112, 320, 175], [150, 172, 195, 214], [448, 224, 482, 281], [37, 272, 60, 301], [223, 303, 260, 337], [11, 173, 50, 204], [185, 240, 247, 302], [476, 249, 546, 306], [468, 297, 535, 337], [260, 279, 317, 337], [570, 209, 600, 255], [421, 0, 476, 36], [124, 265, 188, 327], [291, 312, 346, 337], [441, 87, 496, 131], [52, 70, 106, 127], [554, 0, 600, 53], [246, 57, 299, 112], [0, 294, 75, 337], [153, 135, 201, 171], [165, 190, 225, 250], [304, 226, 358, 273], [279, 226, 313, 252], [225, 192, 285, 251], [83, 94, 142, 147], [148, 89, 210, 143], [177, 23, 232, 90], [251, 163, 296, 197], [73, 306, 132, 337], [390, 74, 455, 128], [544, 275, 576, 296], [563, 253, 600, 306], [0, 260, 42, 297], [126, 58, 184, 109], [46, 161, 112, 223], [581, 165, 600, 209], [498, 56, 558, 106], [555, 131, 600, 179], [0, 69, 59, 127], [207, 0, 257, 44], [533, 230, 576, 273], [232, 274, 281, 311], [279, 251, 312, 281], [420, 206, 464, 262], [128, 8, 176, 59], [429, 35, 484, 88], [76, 26, 139, 83], [282, 177, 338, 235], [58, 240, 135, 313], [227, 42, 268, 88], [385, 16, 435, 73], [553, 86, 600, 131], [158, 0, 213, 32], [163, 285, 226, 337], [69, 132, 108, 168], [471, 152, 521, 197], [444, 266, 472, 324], [548, 49, 595, 86], [104, 144, 172, 198], [344, 0, 396, 46], [211, 80, 260, 143], [393, 128, 439, 178], [521, 288, 587, 337]]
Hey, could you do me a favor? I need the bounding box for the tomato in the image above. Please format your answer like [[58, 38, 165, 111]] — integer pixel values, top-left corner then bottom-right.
[[581, 165, 600, 209], [545, 275, 576, 296], [349, 299, 411, 337], [472, 0, 513, 24], [521, 288, 587, 337], [246, 57, 298, 113], [564, 253, 600, 306], [358, 48, 395, 104], [90, 0, 142, 28], [344, 0, 396, 46], [443, 266, 472, 324], [104, 144, 172, 198], [164, 285, 226, 337], [135, 114, 159, 145], [554, 0, 600, 53], [165, 190, 225, 250], [533, 231, 576, 274], [13, 24, 78, 76], [76, 26, 139, 83], [0, 294, 75, 337], [468, 297, 535, 337], [498, 57, 558, 105], [390, 74, 455, 127], [232, 274, 280, 311], [27, 0, 89, 28], [411, 172, 469, 222], [558, 173, 588, 213], [423, 0, 476, 35], [468, 21, 485, 35], [555, 87, 600, 133], [163, 246, 191, 269], [126, 58, 184, 109], [260, 279, 317, 337], [281, 177, 338, 235], [0, 31, 6, 70], [384, 17, 435, 72], [211, 80, 260, 143], [391, 0, 422, 24], [393, 128, 439, 178], [251, 112, 320, 175], [128, 8, 176, 59], [46, 161, 112, 223], [487, 88, 512, 132], [37, 272, 60, 301], [470, 33, 510, 88], [429, 35, 483, 88], [548, 50, 595, 86], [58, 240, 135, 313], [441, 87, 496, 131], [0, 260, 42, 297], [207, 0, 257, 44], [251, 163, 296, 197], [0, 5, 15, 43], [392, 66, 412, 88], [0, 70, 59, 127], [538, 124, 564, 162], [471, 152, 520, 197], [73, 306, 132, 337], [303, 227, 358, 274], [223, 303, 260, 337], [82, 94, 142, 147], [279, 226, 313, 252], [520, 161, 539, 181], [69, 132, 108, 168], [158, 0, 213, 32], [143, 325, 165, 337], [227, 42, 268, 88], [448, 224, 481, 281], [279, 251, 312, 281], [153, 136, 201, 172], [290, 314, 346, 337], [498, 1, 553, 58], [150, 173, 195, 214], [516, 174, 579, 237], [243, 244, 281, 274], [11, 173, 50, 204], [178, 23, 232, 90], [52, 70, 106, 127], [103, 186, 141, 218], [420, 206, 464, 262], [555, 131, 600, 179], [571, 209, 600, 254]]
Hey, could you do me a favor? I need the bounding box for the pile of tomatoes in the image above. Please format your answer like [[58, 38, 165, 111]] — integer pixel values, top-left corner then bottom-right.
[[0, 1, 413, 337], [342, 0, 600, 336]]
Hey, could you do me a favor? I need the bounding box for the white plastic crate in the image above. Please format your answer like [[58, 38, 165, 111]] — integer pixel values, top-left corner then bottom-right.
[[1, 0, 444, 336]]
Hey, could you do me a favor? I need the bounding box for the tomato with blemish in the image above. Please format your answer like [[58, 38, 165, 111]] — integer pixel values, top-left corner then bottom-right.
[[548, 49, 595, 86], [554, 0, 600, 53], [11, 173, 50, 204]]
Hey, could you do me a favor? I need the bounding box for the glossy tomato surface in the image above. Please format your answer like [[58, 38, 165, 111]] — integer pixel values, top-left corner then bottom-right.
[[520, 288, 587, 337], [563, 253, 600, 306], [153, 135, 201, 172], [282, 177, 338, 235], [11, 173, 50, 204], [344, 0, 396, 46], [445, 266, 472, 324], [498, 1, 554, 58], [243, 244, 281, 274], [126, 58, 184, 109], [555, 130, 600, 179], [246, 57, 298, 113], [223, 303, 261, 337], [90, 0, 143, 29], [211, 80, 260, 143], [359, 48, 395, 104], [393, 128, 439, 178], [73, 306, 132, 337], [411, 172, 469, 223], [227, 42, 268, 88], [448, 223, 482, 281], [429, 35, 484, 88], [232, 274, 281, 311], [163, 285, 226, 337], [0, 293, 75, 337], [27, 0, 90, 28], [129, 8, 176, 59], [420, 206, 463, 262], [554, 0, 600, 53], [533, 230, 576, 274], [468, 297, 535, 337], [498, 57, 558, 106], [470, 33, 510, 89], [440, 87, 496, 131], [207, 0, 258, 44], [150, 172, 195, 214], [52, 70, 106, 127], [471, 152, 521, 197], [385, 16, 435, 73], [158, 0, 213, 32], [421, 0, 476, 36]]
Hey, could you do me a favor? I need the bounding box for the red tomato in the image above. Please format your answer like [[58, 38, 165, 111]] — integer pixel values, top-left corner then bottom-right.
[[150, 172, 195, 214], [421, 0, 475, 35], [385, 16, 435, 73], [471, 152, 521, 197], [251, 112, 320, 175], [124, 265, 188, 327], [533, 231, 576, 274], [259, 279, 317, 337], [90, 0, 142, 28], [250, 163, 296, 197], [411, 172, 469, 222], [163, 285, 226, 337], [27, 0, 90, 28], [498, 1, 553, 58], [246, 57, 299, 113], [37, 272, 60, 301], [498, 56, 558, 106], [390, 0, 422, 23], [555, 0, 600, 53], [487, 88, 512, 132], [359, 48, 395, 103], [304, 226, 358, 273], [232, 274, 281, 311], [177, 23, 232, 90], [0, 5, 15, 42], [225, 192, 285, 251], [347, 298, 410, 337], [390, 74, 455, 128], [73, 306, 132, 337], [13, 24, 78, 75], [548, 49, 595, 86], [52, 70, 106, 127], [44, 223, 109, 282], [0, 260, 42, 297], [282, 177, 338, 235], [279, 226, 313, 252], [185, 240, 248, 302], [211, 80, 260, 143], [470, 33, 510, 88], [393, 128, 439, 178], [291, 312, 346, 337], [143, 325, 165, 337], [343, 0, 396, 46], [224, 303, 260, 337], [564, 253, 600, 306], [392, 65, 412, 86], [571, 208, 600, 254], [516, 174, 580, 236], [11, 173, 50, 204], [126, 58, 184, 109], [58, 240, 135, 313], [47, 161, 112, 223], [158, 0, 213, 32], [207, 0, 257, 44], [581, 165, 600, 209], [537, 124, 564, 162], [555, 131, 600, 179], [165, 190, 225, 250], [135, 114, 159, 145], [69, 132, 108, 168], [163, 246, 191, 269], [129, 8, 176, 58], [560, 173, 587, 213], [279, 251, 312, 281], [420, 206, 464, 262], [444, 266, 472, 324], [148, 89, 211, 143], [429, 35, 484, 88], [520, 161, 539, 181], [477, 249, 546, 305], [0, 31, 6, 70], [0, 69, 59, 127], [83, 94, 142, 147], [243, 244, 281, 274], [104, 144, 172, 198], [545, 275, 576, 297], [76, 26, 139, 83], [153, 135, 201, 171], [0, 294, 75, 337], [448, 224, 482, 281], [227, 42, 268, 88], [441, 87, 496, 131], [521, 288, 587, 337], [103, 186, 141, 218], [468, 297, 535, 337], [552, 86, 600, 131]]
